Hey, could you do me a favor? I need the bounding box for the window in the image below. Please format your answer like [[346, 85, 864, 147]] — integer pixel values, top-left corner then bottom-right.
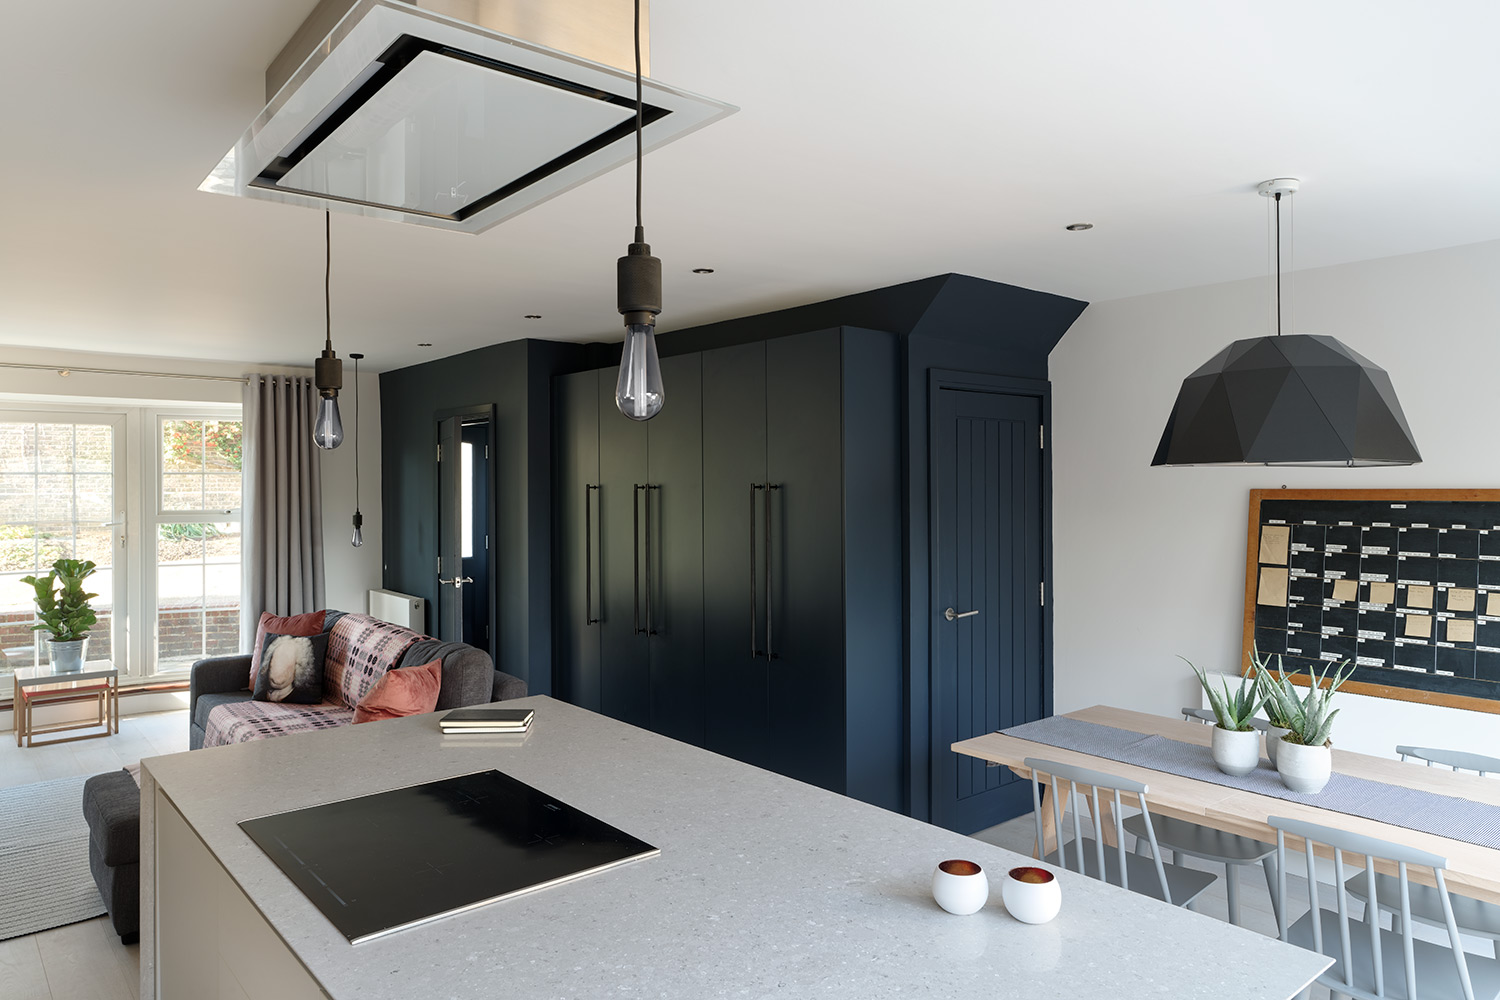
[[153, 417, 243, 672], [0, 415, 125, 688]]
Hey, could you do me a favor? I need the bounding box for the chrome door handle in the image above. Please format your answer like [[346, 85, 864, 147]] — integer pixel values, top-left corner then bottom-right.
[[944, 608, 979, 621], [439, 576, 474, 590]]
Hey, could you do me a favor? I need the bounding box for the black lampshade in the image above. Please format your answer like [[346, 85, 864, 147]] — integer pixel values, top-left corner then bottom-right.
[[1152, 334, 1421, 467]]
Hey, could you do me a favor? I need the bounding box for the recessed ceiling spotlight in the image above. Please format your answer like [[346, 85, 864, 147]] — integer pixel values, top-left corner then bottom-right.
[[691, 268, 715, 274], [58, 369, 71, 377], [524, 314, 542, 319], [1065, 223, 1094, 232], [417, 342, 433, 347]]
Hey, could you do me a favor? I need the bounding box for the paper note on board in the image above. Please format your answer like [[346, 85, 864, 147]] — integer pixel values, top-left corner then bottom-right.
[[1369, 582, 1396, 605], [1446, 618, 1476, 643], [1331, 579, 1358, 602], [1259, 525, 1291, 565], [1406, 585, 1435, 610], [1488, 593, 1500, 617], [1258, 567, 1289, 607], [1404, 615, 1433, 639], [1447, 588, 1476, 612]]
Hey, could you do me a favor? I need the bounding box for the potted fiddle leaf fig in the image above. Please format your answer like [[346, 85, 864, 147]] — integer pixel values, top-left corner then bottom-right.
[[1251, 645, 1303, 767], [1275, 657, 1355, 794], [1183, 656, 1267, 777], [21, 558, 99, 672]]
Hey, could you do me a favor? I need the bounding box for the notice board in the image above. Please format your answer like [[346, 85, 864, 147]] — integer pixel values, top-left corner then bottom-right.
[[1243, 489, 1500, 715]]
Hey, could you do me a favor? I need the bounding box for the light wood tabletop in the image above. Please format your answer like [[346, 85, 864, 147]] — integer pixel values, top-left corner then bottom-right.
[[953, 705, 1500, 906]]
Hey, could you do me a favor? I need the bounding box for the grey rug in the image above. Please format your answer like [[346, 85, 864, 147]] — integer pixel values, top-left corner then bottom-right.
[[0, 774, 105, 941], [1004, 716, 1500, 851]]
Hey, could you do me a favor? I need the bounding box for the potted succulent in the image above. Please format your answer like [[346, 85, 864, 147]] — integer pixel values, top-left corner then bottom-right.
[[1250, 646, 1302, 766], [1273, 658, 1354, 794], [1184, 656, 1266, 777], [21, 558, 99, 673]]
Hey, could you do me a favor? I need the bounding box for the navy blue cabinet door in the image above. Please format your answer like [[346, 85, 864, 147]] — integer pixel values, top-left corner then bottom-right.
[[645, 353, 705, 745], [598, 370, 651, 727], [701, 341, 771, 767], [555, 370, 601, 710], [930, 387, 1044, 832]]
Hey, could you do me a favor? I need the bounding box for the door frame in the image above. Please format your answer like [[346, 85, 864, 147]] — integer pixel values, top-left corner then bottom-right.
[[922, 369, 1052, 826], [435, 404, 498, 663]]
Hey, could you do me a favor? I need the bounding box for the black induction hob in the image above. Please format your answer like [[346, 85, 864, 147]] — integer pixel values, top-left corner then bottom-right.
[[239, 769, 659, 943]]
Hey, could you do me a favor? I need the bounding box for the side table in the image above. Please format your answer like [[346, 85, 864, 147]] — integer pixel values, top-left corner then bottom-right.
[[13, 661, 119, 747]]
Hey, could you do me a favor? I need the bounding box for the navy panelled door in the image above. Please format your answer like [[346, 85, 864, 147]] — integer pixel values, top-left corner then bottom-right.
[[931, 387, 1045, 832]]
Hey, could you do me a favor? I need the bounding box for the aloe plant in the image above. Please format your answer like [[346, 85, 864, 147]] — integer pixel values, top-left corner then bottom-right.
[[1250, 645, 1304, 731], [1183, 656, 1266, 732], [20, 558, 98, 642], [1282, 657, 1355, 747]]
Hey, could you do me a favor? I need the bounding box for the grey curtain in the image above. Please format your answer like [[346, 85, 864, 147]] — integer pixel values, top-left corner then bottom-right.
[[240, 375, 326, 651]]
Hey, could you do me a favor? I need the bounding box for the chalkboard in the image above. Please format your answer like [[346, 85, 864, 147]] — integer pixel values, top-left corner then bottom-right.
[[1242, 489, 1500, 715]]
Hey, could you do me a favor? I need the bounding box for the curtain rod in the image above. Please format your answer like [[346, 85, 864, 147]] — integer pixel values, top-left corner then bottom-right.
[[0, 361, 250, 384]]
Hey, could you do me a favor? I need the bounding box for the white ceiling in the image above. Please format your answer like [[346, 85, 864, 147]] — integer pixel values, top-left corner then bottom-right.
[[2, 0, 1497, 372]]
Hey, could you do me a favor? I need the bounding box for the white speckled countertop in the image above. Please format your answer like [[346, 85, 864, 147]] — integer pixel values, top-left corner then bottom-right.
[[142, 696, 1330, 999]]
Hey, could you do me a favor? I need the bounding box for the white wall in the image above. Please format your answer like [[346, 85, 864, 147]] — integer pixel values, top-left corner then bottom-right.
[[1049, 239, 1500, 758], [0, 344, 381, 634]]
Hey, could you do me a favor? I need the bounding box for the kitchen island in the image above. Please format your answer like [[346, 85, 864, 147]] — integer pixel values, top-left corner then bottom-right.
[[140, 696, 1330, 999]]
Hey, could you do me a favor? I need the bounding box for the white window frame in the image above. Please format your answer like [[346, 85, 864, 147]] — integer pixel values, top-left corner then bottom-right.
[[0, 407, 130, 697], [146, 408, 244, 677]]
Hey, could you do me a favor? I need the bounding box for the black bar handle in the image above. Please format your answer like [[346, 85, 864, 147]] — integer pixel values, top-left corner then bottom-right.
[[585, 485, 600, 625], [633, 484, 644, 635], [766, 484, 781, 660], [645, 485, 659, 636], [750, 484, 764, 658]]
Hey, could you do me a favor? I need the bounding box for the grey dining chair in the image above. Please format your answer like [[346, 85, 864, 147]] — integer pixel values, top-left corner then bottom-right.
[[1025, 756, 1217, 908], [1269, 814, 1500, 1000], [1344, 746, 1500, 961], [1120, 708, 1279, 925]]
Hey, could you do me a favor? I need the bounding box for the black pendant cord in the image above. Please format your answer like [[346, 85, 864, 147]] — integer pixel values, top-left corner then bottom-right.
[[325, 211, 332, 350], [1274, 192, 1282, 337], [353, 355, 360, 509], [634, 0, 643, 241]]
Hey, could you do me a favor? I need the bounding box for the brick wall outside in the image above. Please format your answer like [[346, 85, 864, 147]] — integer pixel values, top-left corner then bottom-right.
[[0, 602, 239, 671]]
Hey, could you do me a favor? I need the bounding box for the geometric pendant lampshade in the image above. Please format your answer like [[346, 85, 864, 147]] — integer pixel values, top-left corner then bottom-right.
[[1151, 333, 1421, 466]]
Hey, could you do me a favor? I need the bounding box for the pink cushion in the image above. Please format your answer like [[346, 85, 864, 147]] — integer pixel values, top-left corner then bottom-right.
[[353, 658, 442, 724], [248, 610, 325, 689]]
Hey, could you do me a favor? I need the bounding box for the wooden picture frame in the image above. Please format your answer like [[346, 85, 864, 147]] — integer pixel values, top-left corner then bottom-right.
[[1242, 488, 1500, 715]]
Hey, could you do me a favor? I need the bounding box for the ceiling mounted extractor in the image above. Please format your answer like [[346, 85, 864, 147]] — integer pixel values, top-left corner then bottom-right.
[[201, 0, 735, 235]]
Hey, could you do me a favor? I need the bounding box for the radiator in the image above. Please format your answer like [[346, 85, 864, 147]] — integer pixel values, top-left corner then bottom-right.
[[368, 589, 426, 632]]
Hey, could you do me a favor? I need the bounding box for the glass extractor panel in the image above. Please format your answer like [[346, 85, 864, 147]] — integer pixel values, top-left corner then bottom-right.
[[273, 50, 635, 218]]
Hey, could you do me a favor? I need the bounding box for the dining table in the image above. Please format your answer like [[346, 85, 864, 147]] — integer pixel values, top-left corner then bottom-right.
[[953, 705, 1500, 906]]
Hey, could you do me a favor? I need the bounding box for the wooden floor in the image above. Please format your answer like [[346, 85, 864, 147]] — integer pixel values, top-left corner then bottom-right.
[[0, 708, 188, 1000]]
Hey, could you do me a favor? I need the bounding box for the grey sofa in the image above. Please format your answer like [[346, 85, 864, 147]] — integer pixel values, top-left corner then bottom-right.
[[188, 610, 526, 749]]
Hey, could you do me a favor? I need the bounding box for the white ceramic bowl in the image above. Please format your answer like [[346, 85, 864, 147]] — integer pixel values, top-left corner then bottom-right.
[[1001, 866, 1061, 924], [932, 859, 989, 915]]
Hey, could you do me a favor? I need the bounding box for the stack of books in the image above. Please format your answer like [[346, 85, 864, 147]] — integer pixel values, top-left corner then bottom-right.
[[439, 707, 534, 736]]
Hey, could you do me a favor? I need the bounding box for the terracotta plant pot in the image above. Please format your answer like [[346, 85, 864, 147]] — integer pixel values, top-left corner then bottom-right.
[[1276, 738, 1332, 793], [1211, 726, 1261, 777], [1001, 866, 1061, 924], [932, 859, 988, 915]]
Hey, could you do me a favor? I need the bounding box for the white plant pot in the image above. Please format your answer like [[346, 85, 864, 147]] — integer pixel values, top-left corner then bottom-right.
[[932, 859, 989, 915], [1211, 726, 1261, 777], [1277, 739, 1333, 793], [1001, 866, 1062, 925], [1265, 726, 1291, 766]]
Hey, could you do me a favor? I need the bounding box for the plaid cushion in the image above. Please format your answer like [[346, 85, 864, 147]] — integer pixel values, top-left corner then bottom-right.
[[203, 699, 354, 748], [324, 614, 423, 711]]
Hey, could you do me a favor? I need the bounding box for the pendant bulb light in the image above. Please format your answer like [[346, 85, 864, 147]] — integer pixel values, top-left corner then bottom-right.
[[313, 211, 344, 449], [1151, 179, 1420, 468], [349, 352, 364, 547], [614, 0, 664, 422]]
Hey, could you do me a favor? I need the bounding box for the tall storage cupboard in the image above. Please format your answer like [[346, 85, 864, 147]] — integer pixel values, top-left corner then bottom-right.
[[554, 327, 903, 811]]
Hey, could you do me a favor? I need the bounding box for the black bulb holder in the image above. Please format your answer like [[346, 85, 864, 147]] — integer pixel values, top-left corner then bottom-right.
[[617, 227, 662, 329], [315, 344, 342, 399]]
